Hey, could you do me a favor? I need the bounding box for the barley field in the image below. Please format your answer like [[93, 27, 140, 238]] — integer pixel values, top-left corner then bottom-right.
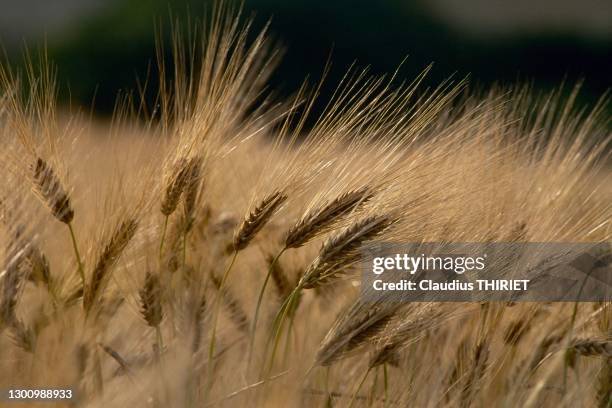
[[0, 6, 610, 408]]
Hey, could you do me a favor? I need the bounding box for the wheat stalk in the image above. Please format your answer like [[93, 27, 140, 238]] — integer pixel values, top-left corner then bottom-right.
[[300, 214, 393, 289], [571, 339, 612, 357], [30, 158, 74, 224], [83, 219, 138, 314], [233, 191, 287, 251], [284, 187, 373, 249], [315, 294, 401, 366], [368, 305, 442, 368], [29, 158, 85, 286], [161, 158, 191, 217], [192, 293, 207, 352], [140, 271, 163, 328]]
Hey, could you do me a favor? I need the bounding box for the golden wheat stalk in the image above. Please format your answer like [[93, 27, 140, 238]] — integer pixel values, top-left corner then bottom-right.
[[83, 219, 138, 314], [30, 158, 74, 224], [161, 158, 191, 217], [210, 191, 288, 375], [571, 339, 612, 357], [192, 293, 207, 352], [316, 297, 401, 366], [250, 188, 375, 347], [29, 158, 86, 286], [284, 187, 373, 249], [140, 271, 163, 328], [368, 305, 443, 368], [233, 191, 287, 251], [300, 214, 393, 289]]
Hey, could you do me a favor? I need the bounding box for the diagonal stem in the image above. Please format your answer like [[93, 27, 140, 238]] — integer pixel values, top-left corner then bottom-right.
[[247, 247, 286, 371], [67, 222, 85, 289]]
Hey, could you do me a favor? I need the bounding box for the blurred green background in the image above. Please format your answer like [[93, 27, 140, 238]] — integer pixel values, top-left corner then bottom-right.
[[1, 0, 610, 115]]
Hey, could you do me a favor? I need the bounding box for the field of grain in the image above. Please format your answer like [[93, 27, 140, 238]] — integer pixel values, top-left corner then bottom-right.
[[0, 7, 610, 408]]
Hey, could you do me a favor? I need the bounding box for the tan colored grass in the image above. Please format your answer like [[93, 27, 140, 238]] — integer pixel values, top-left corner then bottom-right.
[[0, 5, 610, 408]]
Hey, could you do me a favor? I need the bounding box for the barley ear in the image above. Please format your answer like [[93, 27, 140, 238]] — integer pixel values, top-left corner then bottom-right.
[[233, 191, 287, 251], [140, 271, 163, 327], [30, 158, 74, 224], [301, 215, 393, 289], [285, 187, 373, 249], [161, 158, 190, 217], [571, 339, 612, 357], [83, 219, 138, 313]]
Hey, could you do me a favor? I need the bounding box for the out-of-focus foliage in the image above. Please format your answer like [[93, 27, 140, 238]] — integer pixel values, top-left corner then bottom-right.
[[4, 0, 611, 114]]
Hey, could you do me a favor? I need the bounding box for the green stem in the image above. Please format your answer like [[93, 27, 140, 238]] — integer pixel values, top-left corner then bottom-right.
[[67, 222, 85, 289], [261, 288, 298, 378], [247, 247, 286, 371], [282, 311, 295, 364], [206, 250, 239, 392], [348, 367, 371, 408]]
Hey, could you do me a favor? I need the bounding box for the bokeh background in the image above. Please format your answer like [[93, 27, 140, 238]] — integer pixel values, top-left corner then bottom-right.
[[1, 0, 611, 115]]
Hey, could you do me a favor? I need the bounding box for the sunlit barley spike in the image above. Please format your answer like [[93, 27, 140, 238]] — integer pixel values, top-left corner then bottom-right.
[[368, 306, 441, 368], [285, 187, 374, 249], [210, 273, 249, 334], [316, 298, 400, 366], [572, 339, 612, 357], [139, 271, 163, 327], [83, 219, 138, 313], [30, 158, 74, 224], [182, 156, 203, 232], [233, 191, 287, 251], [301, 215, 393, 289], [161, 157, 190, 216]]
